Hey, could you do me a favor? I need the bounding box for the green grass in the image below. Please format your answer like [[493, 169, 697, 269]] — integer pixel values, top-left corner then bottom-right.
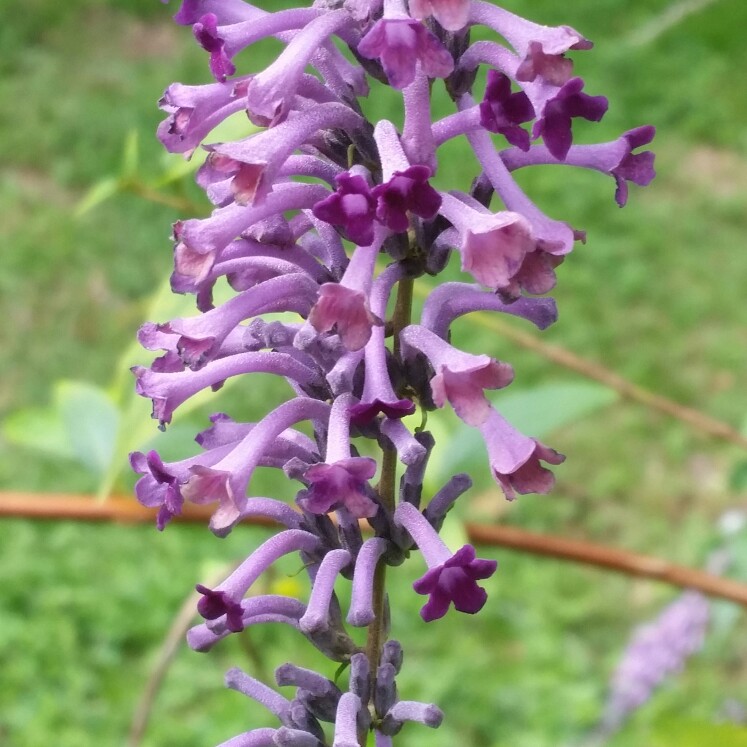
[[2, 1, 747, 745]]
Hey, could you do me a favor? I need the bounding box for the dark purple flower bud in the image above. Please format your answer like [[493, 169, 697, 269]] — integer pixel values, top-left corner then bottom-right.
[[374, 663, 397, 718], [409, 0, 470, 32], [478, 408, 565, 500], [533, 77, 608, 161], [479, 70, 534, 151], [371, 166, 442, 233], [193, 13, 236, 82], [196, 584, 245, 632], [348, 652, 370, 706], [357, 18, 454, 90], [395, 502, 497, 621], [312, 172, 377, 247], [381, 640, 403, 673]]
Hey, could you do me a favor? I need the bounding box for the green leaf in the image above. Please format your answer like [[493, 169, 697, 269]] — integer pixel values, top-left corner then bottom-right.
[[494, 381, 617, 437], [120, 130, 139, 178], [1, 406, 76, 460], [74, 177, 120, 217], [57, 381, 120, 477]]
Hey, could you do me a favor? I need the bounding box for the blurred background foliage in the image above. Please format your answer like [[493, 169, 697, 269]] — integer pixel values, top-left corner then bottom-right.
[[1, 0, 747, 745]]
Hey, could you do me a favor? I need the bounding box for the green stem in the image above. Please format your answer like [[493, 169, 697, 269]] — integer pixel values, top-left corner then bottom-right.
[[361, 276, 414, 744]]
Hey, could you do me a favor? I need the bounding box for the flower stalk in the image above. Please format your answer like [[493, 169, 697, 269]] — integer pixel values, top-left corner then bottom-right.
[[132, 0, 656, 742]]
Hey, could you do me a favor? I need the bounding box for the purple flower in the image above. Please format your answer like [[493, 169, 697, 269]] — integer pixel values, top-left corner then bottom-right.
[[413, 545, 497, 621], [400, 324, 514, 426], [501, 125, 657, 208], [611, 126, 657, 207], [196, 584, 245, 632], [371, 165, 442, 233], [196, 529, 322, 628], [300, 458, 379, 518], [245, 9, 354, 125], [357, 18, 454, 90], [157, 77, 250, 156], [193, 13, 235, 82], [180, 398, 330, 536], [203, 103, 362, 206], [409, 0, 471, 32], [312, 172, 377, 246], [479, 70, 534, 151], [469, 2, 592, 60], [515, 41, 574, 86], [308, 284, 379, 352], [130, 450, 187, 530], [603, 591, 710, 731], [439, 194, 536, 293], [533, 77, 608, 160], [478, 409, 565, 500], [395, 502, 497, 621], [299, 549, 353, 633]]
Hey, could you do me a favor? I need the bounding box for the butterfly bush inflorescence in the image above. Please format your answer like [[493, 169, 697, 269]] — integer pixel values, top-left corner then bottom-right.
[[131, 0, 656, 743]]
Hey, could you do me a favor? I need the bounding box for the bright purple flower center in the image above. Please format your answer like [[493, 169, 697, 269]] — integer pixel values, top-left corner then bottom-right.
[[372, 166, 442, 233], [533, 77, 608, 160], [479, 70, 534, 151], [312, 173, 377, 246]]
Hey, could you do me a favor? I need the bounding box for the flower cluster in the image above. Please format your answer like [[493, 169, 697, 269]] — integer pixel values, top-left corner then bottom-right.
[[134, 0, 654, 742], [601, 591, 710, 734]]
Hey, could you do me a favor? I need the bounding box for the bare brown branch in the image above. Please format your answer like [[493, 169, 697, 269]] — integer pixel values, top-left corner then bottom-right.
[[4, 492, 747, 607]]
